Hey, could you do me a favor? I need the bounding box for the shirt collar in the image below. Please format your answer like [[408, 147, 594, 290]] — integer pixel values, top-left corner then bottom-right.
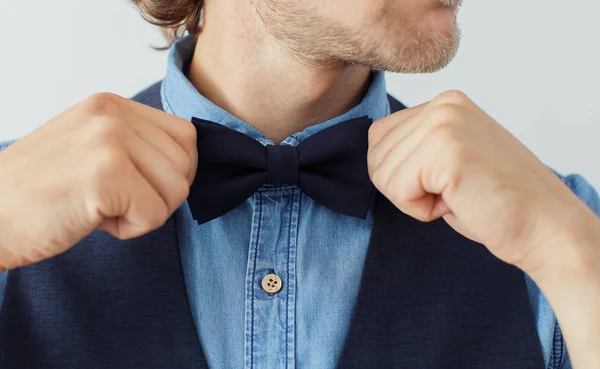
[[161, 35, 390, 146]]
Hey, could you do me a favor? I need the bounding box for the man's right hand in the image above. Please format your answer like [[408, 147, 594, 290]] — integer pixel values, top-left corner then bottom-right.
[[0, 93, 198, 271]]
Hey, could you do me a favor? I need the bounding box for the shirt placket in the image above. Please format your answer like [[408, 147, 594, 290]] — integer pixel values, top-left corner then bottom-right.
[[244, 186, 299, 369]]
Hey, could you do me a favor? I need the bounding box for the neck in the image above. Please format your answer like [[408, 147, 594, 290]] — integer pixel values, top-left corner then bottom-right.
[[187, 2, 372, 144]]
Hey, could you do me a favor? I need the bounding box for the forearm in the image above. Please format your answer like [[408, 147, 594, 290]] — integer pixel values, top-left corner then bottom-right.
[[528, 209, 600, 369]]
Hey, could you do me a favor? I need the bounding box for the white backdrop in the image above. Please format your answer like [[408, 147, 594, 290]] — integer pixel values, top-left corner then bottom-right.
[[0, 0, 598, 189]]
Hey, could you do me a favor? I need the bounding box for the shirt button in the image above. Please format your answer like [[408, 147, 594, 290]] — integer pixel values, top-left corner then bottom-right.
[[261, 273, 283, 294]]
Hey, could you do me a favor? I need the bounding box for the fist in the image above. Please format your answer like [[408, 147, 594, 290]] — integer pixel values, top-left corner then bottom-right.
[[367, 90, 586, 273], [0, 93, 198, 271]]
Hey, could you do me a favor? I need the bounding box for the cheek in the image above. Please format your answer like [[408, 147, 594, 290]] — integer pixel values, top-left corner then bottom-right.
[[315, 0, 388, 27]]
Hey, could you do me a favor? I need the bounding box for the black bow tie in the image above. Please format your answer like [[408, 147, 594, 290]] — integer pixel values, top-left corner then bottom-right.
[[188, 116, 376, 225]]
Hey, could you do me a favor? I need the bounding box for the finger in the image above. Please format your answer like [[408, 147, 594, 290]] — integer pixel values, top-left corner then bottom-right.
[[368, 101, 428, 147], [368, 110, 426, 176], [442, 212, 479, 243], [371, 136, 451, 222], [95, 149, 170, 240], [128, 99, 198, 164], [126, 128, 190, 215], [429, 90, 474, 109], [129, 117, 195, 184], [368, 99, 460, 177], [108, 173, 169, 240]]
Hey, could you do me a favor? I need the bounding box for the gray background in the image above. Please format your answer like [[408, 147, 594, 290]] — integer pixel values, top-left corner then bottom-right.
[[1, 0, 598, 188]]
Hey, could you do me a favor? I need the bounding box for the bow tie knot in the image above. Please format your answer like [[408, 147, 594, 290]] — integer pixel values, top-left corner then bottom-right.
[[266, 145, 299, 185]]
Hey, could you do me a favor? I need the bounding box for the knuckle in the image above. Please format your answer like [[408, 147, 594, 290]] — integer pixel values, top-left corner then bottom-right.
[[82, 92, 125, 118], [430, 121, 459, 143], [86, 117, 128, 147], [429, 104, 462, 125], [433, 90, 470, 106]]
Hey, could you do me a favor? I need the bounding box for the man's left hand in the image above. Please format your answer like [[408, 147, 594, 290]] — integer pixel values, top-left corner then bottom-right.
[[368, 90, 599, 275]]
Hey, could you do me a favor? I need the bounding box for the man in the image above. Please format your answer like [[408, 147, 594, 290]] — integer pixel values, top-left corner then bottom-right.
[[0, 0, 598, 368]]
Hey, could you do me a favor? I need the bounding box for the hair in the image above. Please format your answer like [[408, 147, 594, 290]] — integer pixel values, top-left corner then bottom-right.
[[131, 0, 204, 49]]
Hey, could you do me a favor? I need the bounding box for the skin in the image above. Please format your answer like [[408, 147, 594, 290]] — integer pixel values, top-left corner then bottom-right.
[[0, 93, 198, 268], [368, 91, 600, 369], [0, 0, 598, 367], [190, 0, 460, 143]]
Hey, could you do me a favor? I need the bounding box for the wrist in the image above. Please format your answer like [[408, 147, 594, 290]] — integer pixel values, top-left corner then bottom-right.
[[517, 196, 600, 281], [524, 202, 600, 309], [534, 233, 600, 291], [523, 209, 600, 369]]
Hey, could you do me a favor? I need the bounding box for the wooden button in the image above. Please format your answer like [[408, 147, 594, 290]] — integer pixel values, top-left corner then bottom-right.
[[261, 273, 283, 294]]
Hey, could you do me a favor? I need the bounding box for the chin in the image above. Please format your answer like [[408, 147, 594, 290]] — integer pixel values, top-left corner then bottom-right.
[[373, 26, 461, 74], [353, 2, 460, 73]]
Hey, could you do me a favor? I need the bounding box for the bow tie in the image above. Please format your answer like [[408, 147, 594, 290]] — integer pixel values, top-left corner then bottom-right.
[[188, 116, 376, 225]]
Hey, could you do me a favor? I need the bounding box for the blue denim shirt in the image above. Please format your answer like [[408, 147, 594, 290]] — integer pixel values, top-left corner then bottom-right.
[[2, 35, 599, 369]]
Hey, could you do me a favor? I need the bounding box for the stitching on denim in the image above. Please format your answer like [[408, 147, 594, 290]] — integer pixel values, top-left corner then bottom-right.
[[548, 335, 555, 369], [250, 193, 262, 369], [554, 321, 564, 368], [285, 188, 295, 368], [548, 320, 564, 369]]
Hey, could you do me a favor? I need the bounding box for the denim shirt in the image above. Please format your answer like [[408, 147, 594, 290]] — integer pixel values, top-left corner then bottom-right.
[[2, 35, 598, 369]]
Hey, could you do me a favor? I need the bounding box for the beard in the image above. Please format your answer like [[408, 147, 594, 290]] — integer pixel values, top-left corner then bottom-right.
[[440, 0, 462, 6], [256, 0, 461, 74]]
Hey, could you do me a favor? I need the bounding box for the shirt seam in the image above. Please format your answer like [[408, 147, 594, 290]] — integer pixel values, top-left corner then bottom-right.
[[548, 319, 564, 369], [286, 189, 294, 369], [555, 321, 564, 368], [249, 193, 263, 369]]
